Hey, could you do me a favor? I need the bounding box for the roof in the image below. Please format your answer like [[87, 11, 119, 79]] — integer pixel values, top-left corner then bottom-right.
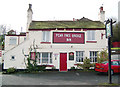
[[29, 18, 105, 29], [6, 31, 26, 36], [7, 30, 16, 35]]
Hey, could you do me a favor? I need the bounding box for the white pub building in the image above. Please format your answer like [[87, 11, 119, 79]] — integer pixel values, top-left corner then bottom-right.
[[3, 4, 107, 71]]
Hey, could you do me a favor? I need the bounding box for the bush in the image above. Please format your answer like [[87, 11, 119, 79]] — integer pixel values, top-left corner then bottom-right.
[[36, 65, 46, 71], [26, 52, 47, 72], [7, 67, 16, 74], [27, 65, 46, 72], [71, 66, 76, 70], [83, 57, 91, 70], [27, 64, 34, 72], [97, 49, 108, 63], [90, 63, 95, 67], [77, 57, 91, 71]]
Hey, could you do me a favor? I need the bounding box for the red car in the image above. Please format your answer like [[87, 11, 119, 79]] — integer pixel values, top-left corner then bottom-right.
[[95, 60, 120, 75]]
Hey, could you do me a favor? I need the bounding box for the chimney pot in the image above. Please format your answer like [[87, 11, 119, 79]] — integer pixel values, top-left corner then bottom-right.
[[29, 4, 32, 9], [100, 6, 103, 12], [73, 18, 75, 21]]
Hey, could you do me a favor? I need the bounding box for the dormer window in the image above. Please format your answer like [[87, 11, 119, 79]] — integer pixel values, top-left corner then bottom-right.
[[8, 30, 16, 35], [42, 31, 50, 42]]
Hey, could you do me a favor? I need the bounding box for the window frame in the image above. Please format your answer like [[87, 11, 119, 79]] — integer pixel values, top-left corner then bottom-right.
[[42, 31, 50, 42], [9, 37, 17, 45], [37, 52, 52, 64], [90, 51, 98, 63], [76, 51, 84, 63], [87, 30, 95, 41]]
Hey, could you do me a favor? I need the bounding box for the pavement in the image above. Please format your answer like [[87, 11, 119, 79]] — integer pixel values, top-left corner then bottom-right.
[[1, 71, 120, 86]]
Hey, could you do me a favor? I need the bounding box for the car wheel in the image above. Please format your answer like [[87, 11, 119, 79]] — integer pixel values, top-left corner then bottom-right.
[[111, 70, 114, 75]]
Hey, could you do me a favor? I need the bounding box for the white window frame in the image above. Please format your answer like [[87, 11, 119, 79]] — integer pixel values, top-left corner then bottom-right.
[[76, 51, 84, 62], [37, 52, 52, 64], [90, 51, 98, 63], [87, 30, 95, 41], [42, 31, 50, 42], [9, 37, 17, 45]]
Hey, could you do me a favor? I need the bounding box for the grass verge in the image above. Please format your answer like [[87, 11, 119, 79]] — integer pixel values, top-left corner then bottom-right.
[[99, 83, 120, 86]]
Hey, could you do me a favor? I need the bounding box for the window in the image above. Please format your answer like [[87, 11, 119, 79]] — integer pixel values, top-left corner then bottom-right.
[[76, 51, 84, 62], [37, 52, 52, 64], [90, 51, 98, 62], [9, 37, 17, 45], [42, 31, 50, 42], [87, 31, 95, 40], [118, 61, 120, 65], [42, 53, 48, 63], [11, 55, 15, 60], [112, 61, 119, 65]]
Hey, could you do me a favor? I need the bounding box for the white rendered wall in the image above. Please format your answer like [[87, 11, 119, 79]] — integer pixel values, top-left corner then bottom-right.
[[4, 29, 108, 69], [5, 36, 26, 51]]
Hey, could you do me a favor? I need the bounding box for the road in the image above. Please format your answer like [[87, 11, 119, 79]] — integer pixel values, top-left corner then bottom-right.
[[1, 72, 120, 85]]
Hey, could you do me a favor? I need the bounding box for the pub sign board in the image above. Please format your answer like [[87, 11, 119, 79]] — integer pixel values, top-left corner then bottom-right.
[[30, 52, 36, 60], [69, 52, 74, 60], [53, 32, 85, 44]]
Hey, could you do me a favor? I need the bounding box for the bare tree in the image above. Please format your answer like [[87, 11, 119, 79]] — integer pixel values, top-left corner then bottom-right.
[[0, 25, 6, 35], [112, 22, 120, 42]]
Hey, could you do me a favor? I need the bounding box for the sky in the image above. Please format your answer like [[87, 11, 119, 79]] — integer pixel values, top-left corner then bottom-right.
[[0, 0, 119, 33]]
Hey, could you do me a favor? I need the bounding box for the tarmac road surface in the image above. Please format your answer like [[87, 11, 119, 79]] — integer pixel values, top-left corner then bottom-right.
[[1, 71, 120, 85]]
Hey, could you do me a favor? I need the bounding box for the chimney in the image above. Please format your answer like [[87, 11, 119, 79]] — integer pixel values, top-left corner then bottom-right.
[[73, 18, 75, 21], [28, 4, 32, 11], [100, 6, 103, 12], [98, 5, 105, 23], [26, 4, 33, 34]]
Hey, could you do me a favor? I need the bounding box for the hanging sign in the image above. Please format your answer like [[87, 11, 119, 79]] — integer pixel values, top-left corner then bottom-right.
[[106, 22, 111, 38], [31, 52, 36, 60], [69, 52, 74, 60]]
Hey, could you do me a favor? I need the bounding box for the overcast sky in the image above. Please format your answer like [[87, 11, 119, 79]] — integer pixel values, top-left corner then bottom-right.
[[0, 0, 119, 32]]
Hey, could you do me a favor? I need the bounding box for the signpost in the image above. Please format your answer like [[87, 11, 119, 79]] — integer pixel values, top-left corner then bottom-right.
[[105, 19, 116, 84]]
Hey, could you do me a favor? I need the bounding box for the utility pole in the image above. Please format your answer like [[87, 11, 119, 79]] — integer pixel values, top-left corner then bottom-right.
[[108, 29, 112, 84], [105, 19, 116, 84]]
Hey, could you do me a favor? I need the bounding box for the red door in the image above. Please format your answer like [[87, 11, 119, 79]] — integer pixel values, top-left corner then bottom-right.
[[60, 53, 67, 71]]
